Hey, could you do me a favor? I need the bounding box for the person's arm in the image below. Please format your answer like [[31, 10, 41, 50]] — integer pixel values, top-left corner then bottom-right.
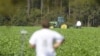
[[29, 44, 35, 48], [53, 41, 63, 49], [29, 33, 37, 48], [53, 32, 64, 49]]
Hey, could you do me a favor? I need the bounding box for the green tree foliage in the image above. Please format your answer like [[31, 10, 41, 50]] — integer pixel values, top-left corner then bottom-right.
[[0, 0, 26, 16], [0, 0, 27, 26], [0, 0, 99, 26], [68, 0, 100, 26]]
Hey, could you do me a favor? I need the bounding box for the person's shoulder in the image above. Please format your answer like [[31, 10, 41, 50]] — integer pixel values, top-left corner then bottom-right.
[[35, 28, 58, 34], [48, 29, 59, 34], [32, 29, 42, 34]]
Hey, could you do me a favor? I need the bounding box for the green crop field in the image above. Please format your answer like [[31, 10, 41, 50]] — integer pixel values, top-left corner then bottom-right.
[[0, 26, 100, 56]]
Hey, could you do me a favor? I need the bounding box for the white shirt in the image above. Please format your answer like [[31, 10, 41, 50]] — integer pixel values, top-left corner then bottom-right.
[[29, 29, 64, 56], [76, 21, 82, 26]]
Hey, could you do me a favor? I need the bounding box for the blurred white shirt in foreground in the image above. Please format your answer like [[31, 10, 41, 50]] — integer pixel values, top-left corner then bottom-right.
[[29, 29, 64, 56]]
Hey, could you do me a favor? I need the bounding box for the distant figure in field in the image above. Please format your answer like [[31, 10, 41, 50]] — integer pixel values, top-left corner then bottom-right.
[[76, 20, 82, 28], [29, 19, 64, 56]]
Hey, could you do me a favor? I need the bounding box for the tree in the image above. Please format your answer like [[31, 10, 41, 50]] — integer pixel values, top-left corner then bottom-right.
[[0, 0, 26, 25], [27, 0, 31, 18]]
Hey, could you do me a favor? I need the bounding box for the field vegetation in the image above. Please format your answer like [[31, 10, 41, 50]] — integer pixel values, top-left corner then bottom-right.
[[0, 26, 100, 56]]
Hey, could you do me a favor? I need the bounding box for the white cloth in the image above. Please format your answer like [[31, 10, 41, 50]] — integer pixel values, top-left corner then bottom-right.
[[29, 29, 64, 56], [76, 21, 82, 26]]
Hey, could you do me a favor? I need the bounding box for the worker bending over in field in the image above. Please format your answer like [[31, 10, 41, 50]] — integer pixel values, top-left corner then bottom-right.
[[76, 20, 82, 28], [29, 19, 64, 56]]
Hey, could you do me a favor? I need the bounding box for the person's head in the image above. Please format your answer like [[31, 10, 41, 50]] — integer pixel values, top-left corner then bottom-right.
[[41, 19, 50, 28]]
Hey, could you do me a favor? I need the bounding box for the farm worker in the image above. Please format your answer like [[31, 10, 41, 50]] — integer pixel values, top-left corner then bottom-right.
[[76, 20, 82, 28], [29, 19, 64, 56]]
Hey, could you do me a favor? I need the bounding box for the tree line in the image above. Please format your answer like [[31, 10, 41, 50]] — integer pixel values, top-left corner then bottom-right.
[[0, 0, 100, 27]]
